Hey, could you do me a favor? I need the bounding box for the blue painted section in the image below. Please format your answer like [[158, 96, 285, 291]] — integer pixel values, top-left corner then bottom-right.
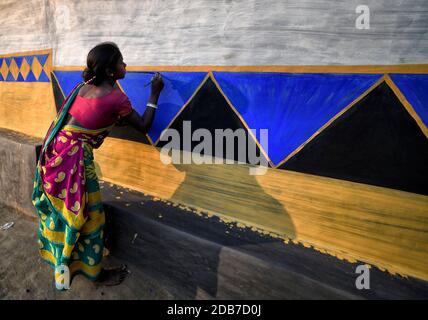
[[35, 54, 48, 67], [52, 70, 207, 143], [38, 69, 50, 82], [16, 73, 25, 82], [118, 71, 207, 143], [390, 74, 428, 128], [25, 69, 37, 82], [0, 55, 51, 82], [53, 71, 83, 96], [24, 56, 34, 66], [6, 71, 15, 81], [14, 56, 23, 68], [213, 72, 383, 165]]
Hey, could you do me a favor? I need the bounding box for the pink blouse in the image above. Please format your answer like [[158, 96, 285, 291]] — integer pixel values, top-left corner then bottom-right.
[[68, 88, 133, 129]]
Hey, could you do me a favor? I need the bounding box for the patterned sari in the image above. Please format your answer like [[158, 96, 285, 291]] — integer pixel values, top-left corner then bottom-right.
[[32, 82, 114, 288]]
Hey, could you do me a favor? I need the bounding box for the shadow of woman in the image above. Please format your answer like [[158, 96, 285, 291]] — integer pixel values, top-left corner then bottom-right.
[[163, 160, 296, 299]]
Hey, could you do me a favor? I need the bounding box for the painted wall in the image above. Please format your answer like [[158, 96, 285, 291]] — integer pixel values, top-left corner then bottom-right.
[[0, 0, 427, 66], [1, 1, 428, 281], [0, 50, 55, 138]]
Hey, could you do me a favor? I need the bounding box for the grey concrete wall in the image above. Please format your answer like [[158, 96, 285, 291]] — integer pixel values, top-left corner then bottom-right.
[[0, 128, 41, 218], [0, 0, 427, 66]]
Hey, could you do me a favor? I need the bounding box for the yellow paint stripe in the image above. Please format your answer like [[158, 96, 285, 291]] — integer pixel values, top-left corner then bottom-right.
[[44, 48, 52, 81], [384, 74, 428, 138], [275, 75, 386, 168], [116, 80, 125, 93], [0, 48, 52, 58], [53, 66, 85, 71], [0, 82, 56, 138], [53, 64, 428, 74], [51, 71, 66, 99]]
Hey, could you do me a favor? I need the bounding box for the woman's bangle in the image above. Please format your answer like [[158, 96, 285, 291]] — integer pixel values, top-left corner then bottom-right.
[[146, 102, 157, 109]]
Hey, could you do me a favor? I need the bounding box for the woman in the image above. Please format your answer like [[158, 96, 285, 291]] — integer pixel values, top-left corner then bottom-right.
[[31, 42, 164, 289]]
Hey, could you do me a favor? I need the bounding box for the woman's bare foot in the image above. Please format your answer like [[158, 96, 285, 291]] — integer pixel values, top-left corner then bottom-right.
[[95, 264, 129, 286]]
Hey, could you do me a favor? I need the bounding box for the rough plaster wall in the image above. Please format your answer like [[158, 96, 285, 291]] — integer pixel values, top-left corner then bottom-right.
[[0, 0, 427, 66]]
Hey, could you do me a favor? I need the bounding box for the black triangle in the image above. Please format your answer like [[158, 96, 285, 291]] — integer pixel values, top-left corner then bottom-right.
[[51, 72, 65, 113], [280, 81, 428, 195], [157, 77, 267, 165]]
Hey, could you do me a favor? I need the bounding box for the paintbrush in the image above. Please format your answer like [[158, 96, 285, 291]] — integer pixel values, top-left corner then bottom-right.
[[144, 72, 163, 87]]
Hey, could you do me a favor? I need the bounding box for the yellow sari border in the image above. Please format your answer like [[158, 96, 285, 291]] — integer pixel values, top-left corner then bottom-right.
[[46, 192, 87, 230], [81, 209, 105, 235], [40, 249, 101, 278], [69, 260, 102, 278], [40, 249, 56, 265], [63, 124, 115, 135], [88, 190, 101, 204]]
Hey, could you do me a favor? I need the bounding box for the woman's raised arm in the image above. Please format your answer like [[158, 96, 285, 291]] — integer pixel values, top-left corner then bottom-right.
[[122, 73, 164, 135]]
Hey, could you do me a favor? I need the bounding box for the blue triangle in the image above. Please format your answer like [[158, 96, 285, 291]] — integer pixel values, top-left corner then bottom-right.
[[34, 54, 48, 67], [26, 56, 34, 66], [213, 72, 383, 166], [38, 69, 50, 82], [390, 74, 428, 129], [6, 71, 15, 81], [118, 71, 208, 143], [25, 70, 37, 82], [52, 71, 84, 96], [5, 57, 11, 67], [14, 56, 23, 68], [16, 72, 25, 82]]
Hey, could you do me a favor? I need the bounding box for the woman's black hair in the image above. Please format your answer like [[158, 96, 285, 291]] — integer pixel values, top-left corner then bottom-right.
[[82, 42, 122, 86]]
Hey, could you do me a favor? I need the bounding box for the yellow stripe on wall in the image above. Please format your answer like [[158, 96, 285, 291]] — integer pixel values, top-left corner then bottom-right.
[[95, 137, 428, 281], [54, 64, 428, 74], [0, 82, 56, 138], [1, 54, 427, 281]]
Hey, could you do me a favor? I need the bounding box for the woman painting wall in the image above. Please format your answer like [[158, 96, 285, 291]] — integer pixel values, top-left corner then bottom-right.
[[32, 42, 164, 289]]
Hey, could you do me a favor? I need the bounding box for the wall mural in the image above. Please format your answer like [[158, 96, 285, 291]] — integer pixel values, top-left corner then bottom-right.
[[50, 67, 428, 195], [0, 53, 50, 82], [1, 48, 428, 281]]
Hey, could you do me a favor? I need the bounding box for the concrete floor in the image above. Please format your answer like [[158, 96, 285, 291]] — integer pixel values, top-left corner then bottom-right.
[[2, 186, 428, 300], [0, 203, 173, 299]]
